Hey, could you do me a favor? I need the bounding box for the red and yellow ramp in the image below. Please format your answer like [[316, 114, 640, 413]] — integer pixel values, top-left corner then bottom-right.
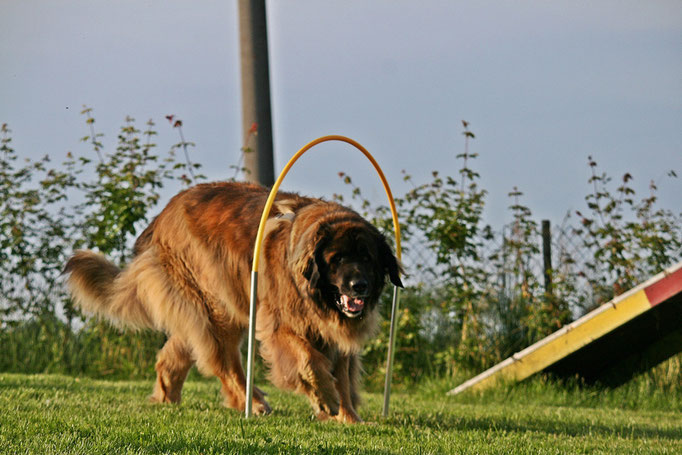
[[448, 261, 682, 395]]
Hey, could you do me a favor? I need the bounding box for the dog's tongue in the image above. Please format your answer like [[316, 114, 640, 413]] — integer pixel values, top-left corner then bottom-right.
[[341, 294, 364, 312]]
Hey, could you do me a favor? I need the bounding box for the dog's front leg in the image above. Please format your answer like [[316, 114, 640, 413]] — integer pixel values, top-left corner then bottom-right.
[[329, 354, 363, 423], [261, 328, 340, 418]]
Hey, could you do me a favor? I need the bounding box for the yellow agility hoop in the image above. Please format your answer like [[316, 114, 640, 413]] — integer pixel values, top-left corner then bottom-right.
[[251, 135, 401, 272], [244, 135, 402, 418]]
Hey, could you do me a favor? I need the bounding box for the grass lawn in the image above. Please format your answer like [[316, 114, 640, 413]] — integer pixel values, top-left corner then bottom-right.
[[1, 373, 680, 454]]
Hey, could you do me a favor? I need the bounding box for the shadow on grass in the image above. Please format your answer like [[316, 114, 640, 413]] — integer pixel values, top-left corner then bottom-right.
[[109, 438, 396, 455], [104, 419, 397, 455], [0, 373, 152, 396], [382, 410, 681, 441]]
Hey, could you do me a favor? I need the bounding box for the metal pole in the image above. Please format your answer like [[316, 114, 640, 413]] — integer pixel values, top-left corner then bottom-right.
[[542, 220, 552, 295], [382, 285, 401, 416], [238, 0, 275, 185], [245, 270, 258, 418]]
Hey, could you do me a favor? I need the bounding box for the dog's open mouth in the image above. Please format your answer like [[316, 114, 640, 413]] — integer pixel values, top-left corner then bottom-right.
[[336, 294, 365, 318]]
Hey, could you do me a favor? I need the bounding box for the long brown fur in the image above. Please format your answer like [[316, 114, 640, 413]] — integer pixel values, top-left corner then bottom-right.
[[64, 181, 402, 422]]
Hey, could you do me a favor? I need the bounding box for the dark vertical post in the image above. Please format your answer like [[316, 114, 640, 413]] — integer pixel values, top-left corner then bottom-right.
[[542, 220, 552, 295], [238, 0, 275, 186], [501, 227, 507, 291]]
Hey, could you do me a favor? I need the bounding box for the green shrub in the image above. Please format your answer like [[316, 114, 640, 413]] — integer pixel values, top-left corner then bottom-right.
[[1, 115, 679, 388]]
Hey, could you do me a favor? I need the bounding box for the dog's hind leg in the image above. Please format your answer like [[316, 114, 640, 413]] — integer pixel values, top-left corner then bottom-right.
[[150, 334, 194, 404]]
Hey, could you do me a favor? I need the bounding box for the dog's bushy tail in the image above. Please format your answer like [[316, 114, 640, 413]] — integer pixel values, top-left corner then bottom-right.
[[64, 250, 154, 329]]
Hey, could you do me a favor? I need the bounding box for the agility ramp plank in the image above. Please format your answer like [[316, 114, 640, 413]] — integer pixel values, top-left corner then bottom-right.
[[448, 261, 682, 395]]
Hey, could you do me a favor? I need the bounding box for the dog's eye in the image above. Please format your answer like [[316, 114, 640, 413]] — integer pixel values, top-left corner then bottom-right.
[[329, 254, 342, 265]]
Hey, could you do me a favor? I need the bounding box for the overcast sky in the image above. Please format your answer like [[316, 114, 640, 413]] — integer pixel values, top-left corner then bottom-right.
[[2, 0, 680, 229]]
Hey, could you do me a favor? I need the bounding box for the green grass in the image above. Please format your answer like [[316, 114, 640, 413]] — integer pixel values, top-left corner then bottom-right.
[[1, 373, 680, 454]]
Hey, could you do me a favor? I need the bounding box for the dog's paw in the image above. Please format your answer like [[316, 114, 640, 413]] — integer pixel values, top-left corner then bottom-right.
[[252, 397, 272, 416], [312, 390, 340, 417], [314, 410, 333, 421], [316, 407, 362, 424], [148, 390, 176, 404], [148, 393, 164, 404], [334, 407, 362, 424]]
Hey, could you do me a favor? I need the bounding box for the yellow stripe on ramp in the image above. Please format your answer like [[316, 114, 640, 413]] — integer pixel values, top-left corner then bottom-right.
[[449, 289, 653, 394]]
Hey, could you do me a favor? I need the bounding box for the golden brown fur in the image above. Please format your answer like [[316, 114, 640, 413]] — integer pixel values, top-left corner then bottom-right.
[[64, 181, 402, 422]]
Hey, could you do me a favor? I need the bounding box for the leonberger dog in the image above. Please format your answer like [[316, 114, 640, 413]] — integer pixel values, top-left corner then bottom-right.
[[65, 181, 402, 423]]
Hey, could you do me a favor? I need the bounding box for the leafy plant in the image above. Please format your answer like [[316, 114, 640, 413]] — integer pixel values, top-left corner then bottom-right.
[[78, 109, 170, 262], [573, 157, 681, 308], [1, 109, 205, 376], [165, 115, 205, 186], [0, 123, 74, 323]]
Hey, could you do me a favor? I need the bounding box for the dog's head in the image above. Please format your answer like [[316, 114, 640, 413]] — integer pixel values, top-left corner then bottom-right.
[[291, 207, 403, 319]]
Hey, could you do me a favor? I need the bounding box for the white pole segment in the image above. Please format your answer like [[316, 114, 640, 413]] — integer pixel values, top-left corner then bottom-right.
[[245, 270, 258, 418], [382, 285, 401, 416]]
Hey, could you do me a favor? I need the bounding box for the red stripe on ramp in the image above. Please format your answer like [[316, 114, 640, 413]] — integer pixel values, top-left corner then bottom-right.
[[644, 267, 682, 307]]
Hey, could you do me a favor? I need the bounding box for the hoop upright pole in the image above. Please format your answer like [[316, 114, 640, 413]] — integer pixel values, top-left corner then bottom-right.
[[382, 285, 401, 416], [245, 270, 258, 418]]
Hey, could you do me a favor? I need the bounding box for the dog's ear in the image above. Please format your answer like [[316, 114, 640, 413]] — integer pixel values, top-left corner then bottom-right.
[[302, 252, 320, 289], [291, 223, 328, 291], [378, 236, 404, 288]]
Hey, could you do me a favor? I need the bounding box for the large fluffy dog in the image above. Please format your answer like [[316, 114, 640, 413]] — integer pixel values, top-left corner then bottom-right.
[[65, 181, 402, 422]]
